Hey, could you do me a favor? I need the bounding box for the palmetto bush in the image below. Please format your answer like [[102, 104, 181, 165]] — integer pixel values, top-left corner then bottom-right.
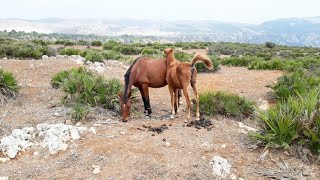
[[199, 91, 255, 119], [0, 68, 18, 104], [51, 67, 138, 120], [252, 89, 320, 153]]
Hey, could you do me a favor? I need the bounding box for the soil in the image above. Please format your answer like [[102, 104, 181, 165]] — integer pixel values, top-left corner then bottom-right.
[[1, 57, 319, 180]]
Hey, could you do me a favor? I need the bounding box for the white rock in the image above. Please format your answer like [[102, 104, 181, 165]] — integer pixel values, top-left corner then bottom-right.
[[0, 127, 34, 158], [259, 99, 269, 111], [0, 177, 9, 180], [29, 64, 35, 69], [94, 62, 103, 67], [75, 122, 82, 127], [92, 165, 101, 174], [221, 144, 227, 149], [165, 142, 171, 147], [33, 151, 39, 156], [210, 156, 231, 178], [238, 122, 257, 132], [54, 112, 60, 117], [230, 174, 237, 180], [2, 57, 7, 60], [70, 128, 80, 140], [119, 131, 126, 135], [0, 157, 9, 163], [95, 66, 105, 73], [89, 127, 96, 134], [42, 55, 49, 60]]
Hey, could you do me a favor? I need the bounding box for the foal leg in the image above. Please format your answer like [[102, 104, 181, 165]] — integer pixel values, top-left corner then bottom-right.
[[168, 86, 175, 119], [182, 86, 191, 120], [191, 82, 200, 120], [142, 84, 152, 118], [174, 89, 180, 115]]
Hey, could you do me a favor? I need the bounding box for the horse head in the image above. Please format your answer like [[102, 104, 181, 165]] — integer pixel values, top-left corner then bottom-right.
[[118, 91, 132, 122]]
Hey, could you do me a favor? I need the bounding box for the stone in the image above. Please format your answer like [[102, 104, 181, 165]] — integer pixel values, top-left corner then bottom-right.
[[0, 157, 9, 163], [42, 55, 49, 60], [2, 57, 7, 60], [33, 151, 39, 156], [259, 99, 269, 111], [92, 165, 101, 174], [95, 66, 105, 73], [119, 131, 126, 135], [165, 142, 171, 147], [54, 112, 60, 117], [75, 122, 82, 127], [210, 156, 231, 178], [89, 127, 97, 134], [65, 120, 72, 125], [221, 144, 227, 149], [0, 177, 9, 180], [230, 174, 237, 180], [0, 127, 34, 158]]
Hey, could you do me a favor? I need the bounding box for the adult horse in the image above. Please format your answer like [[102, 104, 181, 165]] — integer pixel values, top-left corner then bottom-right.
[[119, 57, 181, 122]]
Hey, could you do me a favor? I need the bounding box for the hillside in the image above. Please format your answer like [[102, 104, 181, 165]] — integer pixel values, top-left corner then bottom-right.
[[0, 17, 320, 46]]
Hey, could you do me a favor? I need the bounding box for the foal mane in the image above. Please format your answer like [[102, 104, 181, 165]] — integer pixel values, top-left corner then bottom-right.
[[123, 57, 141, 102]]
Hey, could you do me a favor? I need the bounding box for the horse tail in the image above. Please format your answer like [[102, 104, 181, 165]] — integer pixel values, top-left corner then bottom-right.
[[190, 54, 213, 69]]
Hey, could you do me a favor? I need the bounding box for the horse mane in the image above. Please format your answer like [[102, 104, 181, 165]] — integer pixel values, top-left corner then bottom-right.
[[123, 57, 141, 102]]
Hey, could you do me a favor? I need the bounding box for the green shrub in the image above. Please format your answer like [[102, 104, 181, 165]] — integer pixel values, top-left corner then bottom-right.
[[175, 51, 193, 62], [265, 41, 276, 49], [0, 42, 49, 59], [251, 89, 320, 151], [71, 103, 90, 122], [141, 47, 159, 55], [103, 40, 121, 50], [199, 91, 255, 119], [102, 50, 122, 60], [91, 41, 102, 47], [64, 41, 76, 46], [52, 67, 124, 113], [0, 68, 18, 104], [85, 51, 103, 62], [119, 46, 141, 55], [222, 56, 255, 67], [196, 56, 220, 73], [59, 48, 81, 56]]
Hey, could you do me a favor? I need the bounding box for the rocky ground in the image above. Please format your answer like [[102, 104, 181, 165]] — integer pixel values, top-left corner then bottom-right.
[[0, 56, 319, 180]]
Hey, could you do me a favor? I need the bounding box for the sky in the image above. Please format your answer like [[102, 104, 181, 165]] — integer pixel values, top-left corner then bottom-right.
[[1, 0, 319, 24]]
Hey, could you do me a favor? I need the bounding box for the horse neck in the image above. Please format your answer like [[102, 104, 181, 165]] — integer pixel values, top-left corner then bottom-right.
[[166, 53, 176, 67], [123, 72, 134, 103]]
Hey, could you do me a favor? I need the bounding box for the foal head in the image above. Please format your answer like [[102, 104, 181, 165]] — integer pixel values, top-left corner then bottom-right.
[[118, 91, 131, 122], [164, 48, 176, 66]]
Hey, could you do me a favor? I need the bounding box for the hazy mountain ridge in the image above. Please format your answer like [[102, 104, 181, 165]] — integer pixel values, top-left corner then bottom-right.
[[0, 17, 320, 46]]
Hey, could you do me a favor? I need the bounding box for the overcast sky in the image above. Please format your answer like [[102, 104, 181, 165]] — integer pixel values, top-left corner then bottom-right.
[[1, 0, 319, 24]]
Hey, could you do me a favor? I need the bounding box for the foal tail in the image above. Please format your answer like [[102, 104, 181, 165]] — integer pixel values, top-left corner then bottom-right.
[[190, 54, 213, 69]]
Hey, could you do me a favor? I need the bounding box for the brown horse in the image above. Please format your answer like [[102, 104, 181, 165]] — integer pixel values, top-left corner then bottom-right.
[[119, 57, 181, 122], [164, 48, 213, 120]]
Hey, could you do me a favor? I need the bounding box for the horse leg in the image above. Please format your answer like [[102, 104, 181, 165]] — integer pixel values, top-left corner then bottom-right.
[[138, 86, 148, 115], [168, 86, 175, 119], [174, 89, 180, 115], [142, 84, 152, 117], [191, 82, 200, 120], [182, 86, 191, 120]]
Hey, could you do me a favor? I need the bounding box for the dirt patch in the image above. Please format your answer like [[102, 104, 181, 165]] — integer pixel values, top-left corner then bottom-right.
[[1, 57, 318, 179]]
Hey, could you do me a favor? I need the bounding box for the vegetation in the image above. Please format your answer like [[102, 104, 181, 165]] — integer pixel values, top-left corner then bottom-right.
[[91, 41, 103, 47], [52, 67, 124, 121], [198, 91, 255, 119], [0, 68, 18, 104], [59, 48, 81, 56], [84, 50, 104, 62]]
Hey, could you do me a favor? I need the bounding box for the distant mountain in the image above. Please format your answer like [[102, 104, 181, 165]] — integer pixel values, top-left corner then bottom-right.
[[0, 17, 320, 47]]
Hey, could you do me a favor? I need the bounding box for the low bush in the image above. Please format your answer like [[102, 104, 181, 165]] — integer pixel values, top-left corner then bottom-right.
[[175, 51, 193, 62], [119, 46, 141, 55], [141, 47, 160, 55], [52, 67, 125, 120], [102, 50, 122, 60], [0, 41, 49, 59], [0, 68, 18, 104], [85, 51, 103, 62], [251, 89, 320, 153], [59, 48, 81, 56], [222, 56, 256, 67], [195, 56, 220, 73], [198, 91, 255, 119], [91, 41, 103, 47], [103, 40, 121, 50]]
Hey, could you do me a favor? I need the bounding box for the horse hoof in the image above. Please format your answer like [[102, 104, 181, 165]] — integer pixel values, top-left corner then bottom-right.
[[170, 115, 175, 119], [195, 117, 200, 121]]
